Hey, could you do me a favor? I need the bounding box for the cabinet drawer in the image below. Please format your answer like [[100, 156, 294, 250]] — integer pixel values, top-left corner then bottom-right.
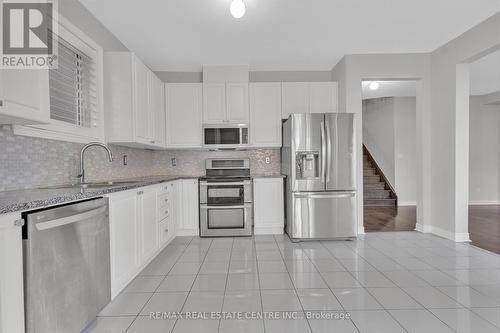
[[157, 193, 171, 208], [158, 182, 173, 195], [158, 205, 171, 221]]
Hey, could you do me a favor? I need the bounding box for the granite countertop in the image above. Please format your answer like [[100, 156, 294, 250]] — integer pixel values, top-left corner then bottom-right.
[[0, 175, 200, 214]]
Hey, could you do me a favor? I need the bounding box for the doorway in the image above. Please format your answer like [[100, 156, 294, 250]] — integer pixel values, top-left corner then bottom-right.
[[468, 49, 500, 254], [361, 80, 418, 232]]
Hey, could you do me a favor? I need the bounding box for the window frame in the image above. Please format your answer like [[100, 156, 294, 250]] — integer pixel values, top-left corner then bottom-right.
[[13, 14, 105, 144]]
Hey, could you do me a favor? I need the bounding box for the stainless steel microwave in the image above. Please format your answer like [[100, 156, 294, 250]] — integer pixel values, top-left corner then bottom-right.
[[203, 124, 249, 149]]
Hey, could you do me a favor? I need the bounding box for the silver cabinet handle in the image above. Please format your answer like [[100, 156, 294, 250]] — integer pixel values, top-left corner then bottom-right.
[[137, 190, 144, 195], [199, 204, 251, 209], [36, 206, 107, 231], [14, 219, 24, 227], [0, 100, 3, 107]]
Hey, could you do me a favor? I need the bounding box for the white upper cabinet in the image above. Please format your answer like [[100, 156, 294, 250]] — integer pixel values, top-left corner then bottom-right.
[[282, 82, 309, 119], [165, 83, 202, 148], [309, 82, 338, 114], [104, 52, 165, 149], [202, 82, 249, 124], [0, 69, 49, 125], [151, 75, 165, 146], [281, 81, 338, 118], [250, 83, 282, 147], [226, 83, 249, 123], [133, 59, 151, 144], [203, 83, 226, 123]]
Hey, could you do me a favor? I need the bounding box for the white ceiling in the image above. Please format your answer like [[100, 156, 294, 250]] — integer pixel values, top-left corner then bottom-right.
[[78, 0, 500, 72], [362, 81, 416, 99], [470, 49, 500, 96]]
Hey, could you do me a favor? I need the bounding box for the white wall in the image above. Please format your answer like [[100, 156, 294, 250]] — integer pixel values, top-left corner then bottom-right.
[[469, 94, 500, 204], [394, 97, 417, 205], [363, 97, 417, 205], [363, 98, 396, 185]]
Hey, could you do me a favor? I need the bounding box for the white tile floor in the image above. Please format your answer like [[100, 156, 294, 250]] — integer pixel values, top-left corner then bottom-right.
[[85, 232, 500, 333]]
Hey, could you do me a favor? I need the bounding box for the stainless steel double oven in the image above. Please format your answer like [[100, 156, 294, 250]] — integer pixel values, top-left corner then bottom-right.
[[200, 159, 253, 237]]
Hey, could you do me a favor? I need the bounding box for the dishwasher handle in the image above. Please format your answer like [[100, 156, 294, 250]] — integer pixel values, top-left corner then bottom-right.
[[35, 205, 108, 231]]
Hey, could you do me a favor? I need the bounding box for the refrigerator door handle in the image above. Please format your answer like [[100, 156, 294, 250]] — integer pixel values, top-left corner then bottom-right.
[[320, 121, 326, 184], [325, 117, 332, 184]]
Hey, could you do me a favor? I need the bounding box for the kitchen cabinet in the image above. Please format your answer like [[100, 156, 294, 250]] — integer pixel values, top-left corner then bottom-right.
[[158, 182, 176, 246], [104, 52, 165, 149], [282, 81, 338, 119], [203, 82, 249, 124], [138, 186, 159, 263], [165, 83, 203, 148], [108, 189, 139, 298], [0, 69, 49, 125], [309, 82, 338, 114], [176, 179, 199, 236], [250, 82, 282, 147], [0, 212, 24, 333], [253, 177, 285, 235]]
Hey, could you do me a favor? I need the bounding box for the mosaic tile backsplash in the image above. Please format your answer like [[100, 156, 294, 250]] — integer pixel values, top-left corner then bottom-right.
[[0, 126, 281, 191]]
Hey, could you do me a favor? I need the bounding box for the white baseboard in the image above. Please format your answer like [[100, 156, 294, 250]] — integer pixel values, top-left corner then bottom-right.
[[414, 223, 470, 242], [469, 200, 500, 205], [398, 201, 416, 206], [176, 229, 199, 236], [357, 226, 366, 235], [254, 226, 284, 235]]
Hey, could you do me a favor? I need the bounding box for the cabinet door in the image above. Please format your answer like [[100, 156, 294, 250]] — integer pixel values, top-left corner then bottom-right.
[[165, 84, 202, 148], [309, 82, 338, 113], [0, 213, 24, 333], [139, 187, 158, 262], [109, 191, 138, 297], [203, 83, 226, 123], [133, 57, 152, 143], [281, 82, 309, 119], [226, 83, 249, 123], [151, 75, 165, 147], [250, 83, 282, 147], [0, 69, 49, 125], [180, 179, 199, 233], [253, 178, 284, 235]]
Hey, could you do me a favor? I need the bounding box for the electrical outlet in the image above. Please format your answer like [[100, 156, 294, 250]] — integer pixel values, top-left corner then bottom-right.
[[265, 157, 270, 164], [171, 157, 177, 167], [123, 155, 128, 166]]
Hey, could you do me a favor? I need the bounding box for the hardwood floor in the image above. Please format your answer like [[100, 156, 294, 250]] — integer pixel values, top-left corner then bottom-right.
[[364, 205, 500, 255], [364, 206, 416, 232], [468, 205, 500, 255]]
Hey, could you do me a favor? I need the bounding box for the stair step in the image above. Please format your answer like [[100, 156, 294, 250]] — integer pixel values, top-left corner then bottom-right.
[[364, 198, 397, 207], [363, 168, 376, 175], [364, 189, 391, 199], [364, 182, 386, 190], [363, 175, 381, 183]]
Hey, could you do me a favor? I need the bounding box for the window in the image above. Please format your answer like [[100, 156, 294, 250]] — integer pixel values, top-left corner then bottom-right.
[[14, 15, 104, 143], [49, 36, 97, 128]]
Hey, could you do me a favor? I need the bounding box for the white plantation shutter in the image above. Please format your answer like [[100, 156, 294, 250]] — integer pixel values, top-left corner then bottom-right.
[[49, 36, 98, 128]]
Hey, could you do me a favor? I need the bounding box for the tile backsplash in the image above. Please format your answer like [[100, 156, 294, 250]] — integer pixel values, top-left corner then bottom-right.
[[0, 126, 281, 191]]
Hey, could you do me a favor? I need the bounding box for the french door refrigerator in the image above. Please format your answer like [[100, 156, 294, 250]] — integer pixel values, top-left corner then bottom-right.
[[282, 113, 356, 240]]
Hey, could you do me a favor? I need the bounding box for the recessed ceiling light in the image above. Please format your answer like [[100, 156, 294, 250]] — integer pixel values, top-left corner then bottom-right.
[[369, 81, 380, 90], [230, 0, 246, 19]]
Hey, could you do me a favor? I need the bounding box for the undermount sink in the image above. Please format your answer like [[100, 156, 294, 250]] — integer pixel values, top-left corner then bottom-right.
[[38, 181, 143, 189]]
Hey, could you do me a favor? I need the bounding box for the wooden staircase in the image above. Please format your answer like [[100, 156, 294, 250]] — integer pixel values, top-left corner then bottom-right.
[[363, 145, 397, 207]]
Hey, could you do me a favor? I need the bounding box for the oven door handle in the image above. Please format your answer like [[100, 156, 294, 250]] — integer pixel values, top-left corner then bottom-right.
[[200, 181, 251, 186], [200, 204, 252, 209]]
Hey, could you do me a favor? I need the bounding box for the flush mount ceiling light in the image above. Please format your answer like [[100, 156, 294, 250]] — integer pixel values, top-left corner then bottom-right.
[[230, 0, 246, 18], [369, 81, 380, 90]]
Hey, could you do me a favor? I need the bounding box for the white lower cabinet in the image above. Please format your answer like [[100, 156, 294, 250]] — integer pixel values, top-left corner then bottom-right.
[[253, 177, 285, 235], [176, 179, 199, 236], [108, 179, 199, 297], [0, 212, 24, 333]]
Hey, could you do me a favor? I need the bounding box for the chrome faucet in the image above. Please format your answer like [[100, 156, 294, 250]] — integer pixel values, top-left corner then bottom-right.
[[77, 142, 113, 184]]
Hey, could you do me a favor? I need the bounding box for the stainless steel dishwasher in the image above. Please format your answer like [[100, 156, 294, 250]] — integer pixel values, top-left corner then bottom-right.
[[22, 197, 111, 333]]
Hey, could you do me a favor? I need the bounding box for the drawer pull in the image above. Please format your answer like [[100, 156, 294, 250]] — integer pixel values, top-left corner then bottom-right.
[[137, 191, 144, 195]]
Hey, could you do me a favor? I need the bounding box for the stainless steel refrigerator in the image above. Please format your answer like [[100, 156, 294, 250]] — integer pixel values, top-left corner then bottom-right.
[[282, 113, 357, 240]]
